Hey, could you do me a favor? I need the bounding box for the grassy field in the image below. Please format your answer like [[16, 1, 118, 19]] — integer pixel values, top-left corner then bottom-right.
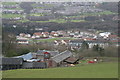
[[34, 37, 76, 42], [2, 62, 118, 78], [2, 2, 19, 5], [2, 14, 23, 18]]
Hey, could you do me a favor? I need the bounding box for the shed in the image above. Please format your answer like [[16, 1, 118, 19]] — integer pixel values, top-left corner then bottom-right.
[[1, 58, 23, 70]]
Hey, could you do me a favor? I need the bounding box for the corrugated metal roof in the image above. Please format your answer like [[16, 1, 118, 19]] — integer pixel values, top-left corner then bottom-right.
[[51, 50, 72, 63], [37, 50, 59, 57], [15, 52, 34, 61], [1, 58, 23, 65]]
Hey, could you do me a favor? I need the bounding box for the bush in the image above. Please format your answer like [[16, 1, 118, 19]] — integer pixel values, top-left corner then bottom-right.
[[104, 46, 118, 57], [17, 48, 31, 55], [78, 49, 100, 57], [5, 50, 18, 57]]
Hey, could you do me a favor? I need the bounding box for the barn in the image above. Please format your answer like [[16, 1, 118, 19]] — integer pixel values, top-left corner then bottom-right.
[[49, 50, 79, 67], [1, 58, 23, 70]]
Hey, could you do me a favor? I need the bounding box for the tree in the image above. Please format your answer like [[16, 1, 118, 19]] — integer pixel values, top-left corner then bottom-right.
[[98, 47, 105, 57], [81, 41, 89, 50], [92, 44, 105, 57], [2, 32, 17, 57], [20, 2, 34, 14], [92, 44, 99, 51]]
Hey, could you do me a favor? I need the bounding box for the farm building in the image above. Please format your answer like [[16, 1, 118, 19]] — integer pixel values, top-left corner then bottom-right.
[[50, 50, 79, 67], [1, 50, 79, 70], [22, 62, 47, 69], [0, 58, 23, 70], [36, 50, 59, 60]]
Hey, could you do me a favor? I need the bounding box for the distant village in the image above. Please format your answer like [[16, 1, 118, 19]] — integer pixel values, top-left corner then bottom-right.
[[16, 30, 120, 48]]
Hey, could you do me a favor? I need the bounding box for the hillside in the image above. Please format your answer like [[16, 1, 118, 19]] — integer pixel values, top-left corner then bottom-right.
[[2, 2, 119, 34]]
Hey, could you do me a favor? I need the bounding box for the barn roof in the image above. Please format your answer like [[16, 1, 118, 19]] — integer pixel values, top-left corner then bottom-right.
[[1, 58, 23, 65], [51, 50, 72, 63], [64, 57, 79, 63], [37, 50, 59, 57], [15, 52, 35, 61]]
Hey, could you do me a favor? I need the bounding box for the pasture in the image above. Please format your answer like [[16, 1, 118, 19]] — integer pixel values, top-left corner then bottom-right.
[[2, 61, 118, 78]]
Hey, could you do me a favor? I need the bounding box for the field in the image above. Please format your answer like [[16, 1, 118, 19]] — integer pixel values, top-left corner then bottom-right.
[[2, 14, 23, 18], [34, 37, 76, 42], [2, 61, 118, 78]]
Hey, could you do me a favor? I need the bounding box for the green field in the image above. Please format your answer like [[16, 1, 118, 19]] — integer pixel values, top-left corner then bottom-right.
[[34, 37, 76, 42], [2, 62, 118, 78], [2, 2, 19, 5], [2, 14, 23, 18]]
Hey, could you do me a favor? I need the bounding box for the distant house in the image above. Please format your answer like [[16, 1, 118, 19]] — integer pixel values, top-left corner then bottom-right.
[[54, 40, 70, 45], [99, 32, 111, 39], [69, 39, 109, 49], [16, 37, 29, 44], [32, 32, 50, 39], [50, 32, 59, 37], [32, 32, 42, 39], [41, 32, 49, 38], [19, 33, 31, 38]]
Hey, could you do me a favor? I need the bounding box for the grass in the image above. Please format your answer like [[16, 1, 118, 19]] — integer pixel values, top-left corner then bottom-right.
[[63, 11, 117, 19], [81, 11, 116, 16], [2, 62, 118, 78], [35, 37, 76, 42], [2, 14, 23, 18], [17, 19, 30, 23], [29, 13, 44, 16], [49, 19, 67, 23], [4, 8, 23, 10], [71, 20, 86, 22], [2, 2, 19, 5]]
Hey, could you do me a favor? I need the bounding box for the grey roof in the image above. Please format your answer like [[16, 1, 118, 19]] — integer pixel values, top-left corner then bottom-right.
[[36, 50, 45, 55], [37, 50, 59, 57], [51, 50, 72, 63], [15, 52, 35, 61], [1, 58, 23, 65], [64, 57, 79, 63], [48, 51, 59, 57]]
